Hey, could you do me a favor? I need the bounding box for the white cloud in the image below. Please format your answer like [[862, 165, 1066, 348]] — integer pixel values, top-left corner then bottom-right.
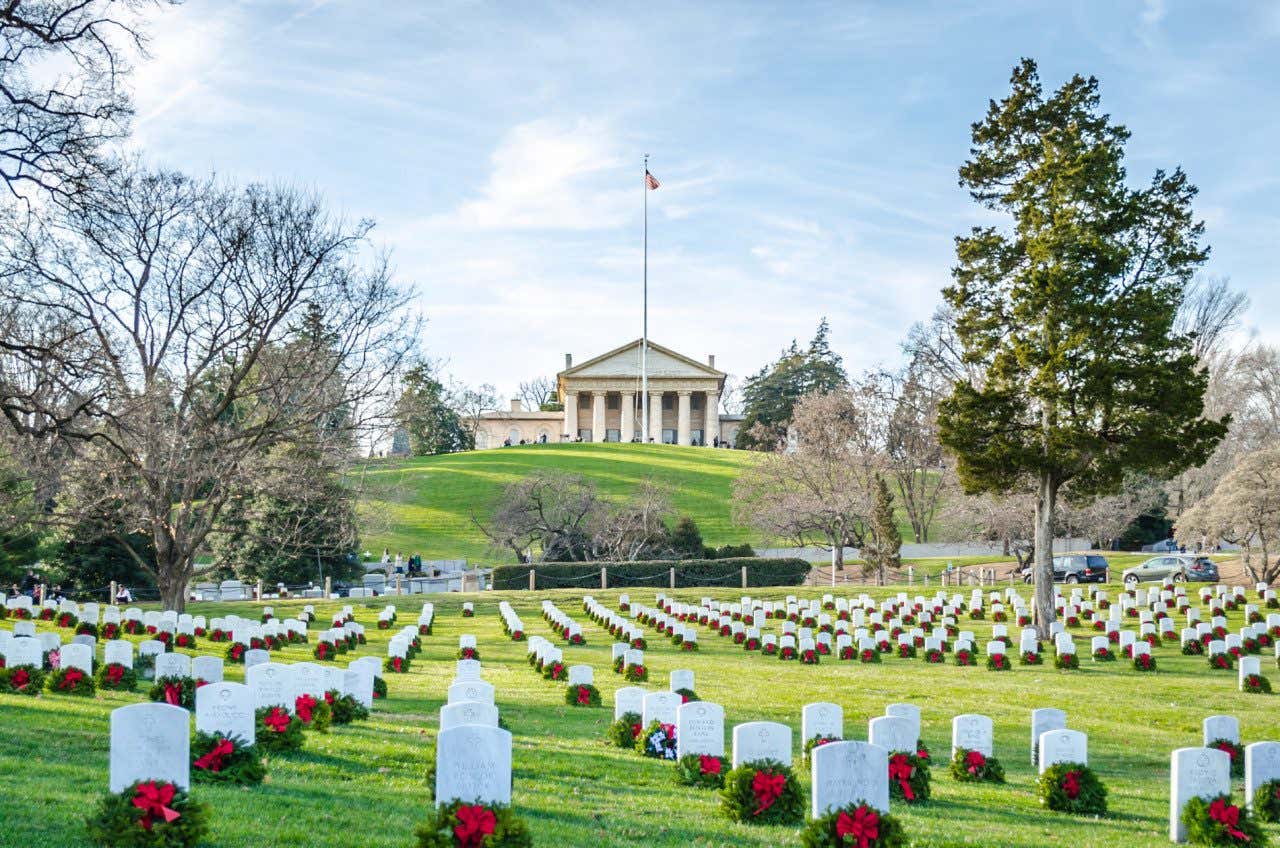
[[451, 118, 633, 231]]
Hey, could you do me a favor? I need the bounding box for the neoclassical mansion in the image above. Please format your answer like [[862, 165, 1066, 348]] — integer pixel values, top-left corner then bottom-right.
[[474, 340, 743, 449]]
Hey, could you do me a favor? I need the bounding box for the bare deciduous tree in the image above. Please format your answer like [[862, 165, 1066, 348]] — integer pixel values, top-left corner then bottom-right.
[[0, 162, 415, 609], [1176, 447, 1280, 585], [450, 380, 498, 443], [517, 376, 556, 410]]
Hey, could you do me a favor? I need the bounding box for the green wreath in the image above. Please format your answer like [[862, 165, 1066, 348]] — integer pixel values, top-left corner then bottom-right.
[[84, 780, 210, 847], [1208, 739, 1244, 778], [224, 642, 247, 664], [565, 683, 601, 707], [414, 799, 532, 848], [635, 719, 678, 760], [719, 759, 804, 825], [326, 690, 369, 724], [606, 712, 641, 749], [1241, 674, 1272, 694], [255, 706, 305, 752], [1037, 762, 1107, 815], [803, 734, 841, 763], [191, 732, 265, 785], [0, 664, 45, 695], [1255, 779, 1280, 823], [986, 654, 1011, 671], [623, 664, 648, 683], [888, 751, 931, 802], [674, 688, 699, 704], [456, 647, 481, 661], [46, 666, 96, 696], [1182, 640, 1205, 655], [950, 747, 1005, 782], [96, 663, 138, 692], [1132, 653, 1157, 672], [1181, 794, 1267, 846], [372, 676, 388, 700], [294, 695, 332, 733], [1054, 653, 1080, 670], [676, 753, 728, 788], [148, 676, 196, 710], [799, 803, 906, 848]]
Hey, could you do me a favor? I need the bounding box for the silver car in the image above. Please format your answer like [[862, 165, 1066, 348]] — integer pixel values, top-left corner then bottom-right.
[[1121, 555, 1218, 585]]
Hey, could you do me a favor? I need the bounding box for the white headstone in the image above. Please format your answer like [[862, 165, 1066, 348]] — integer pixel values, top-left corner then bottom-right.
[[435, 725, 512, 806], [614, 686, 646, 720], [289, 662, 329, 701], [676, 700, 725, 759], [669, 669, 695, 692], [109, 703, 190, 792], [732, 721, 793, 769], [642, 691, 681, 728], [440, 700, 500, 731], [811, 741, 890, 817], [1030, 708, 1067, 765], [59, 642, 93, 674], [1170, 747, 1231, 842], [802, 702, 844, 743], [455, 659, 483, 681], [884, 703, 922, 745], [195, 681, 255, 745], [952, 714, 994, 758], [868, 715, 917, 754], [243, 648, 270, 668], [1245, 741, 1280, 813], [104, 639, 134, 669], [154, 652, 191, 680], [447, 679, 495, 706], [1202, 715, 1239, 745], [1038, 728, 1088, 773], [246, 662, 293, 711]]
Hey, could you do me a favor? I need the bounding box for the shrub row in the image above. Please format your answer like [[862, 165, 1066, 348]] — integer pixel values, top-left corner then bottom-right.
[[490, 558, 811, 590]]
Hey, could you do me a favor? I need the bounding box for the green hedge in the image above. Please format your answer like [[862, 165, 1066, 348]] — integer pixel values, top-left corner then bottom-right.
[[490, 558, 811, 590]]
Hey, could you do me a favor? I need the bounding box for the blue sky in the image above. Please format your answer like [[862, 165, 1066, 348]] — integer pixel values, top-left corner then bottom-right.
[[127, 0, 1280, 400]]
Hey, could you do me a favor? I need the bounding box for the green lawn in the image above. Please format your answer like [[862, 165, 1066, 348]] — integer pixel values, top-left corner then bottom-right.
[[356, 443, 764, 563], [2, 586, 1278, 847]]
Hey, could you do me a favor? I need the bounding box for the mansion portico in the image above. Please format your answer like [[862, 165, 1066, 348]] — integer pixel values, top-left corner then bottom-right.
[[475, 340, 743, 449]]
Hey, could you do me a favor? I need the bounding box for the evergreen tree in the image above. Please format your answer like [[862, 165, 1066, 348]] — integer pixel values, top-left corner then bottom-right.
[[937, 59, 1227, 637], [668, 516, 704, 560], [395, 362, 472, 455], [862, 475, 901, 586], [735, 319, 847, 449], [52, 516, 156, 594]]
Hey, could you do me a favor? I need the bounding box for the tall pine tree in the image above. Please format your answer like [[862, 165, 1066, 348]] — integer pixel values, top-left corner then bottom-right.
[[937, 59, 1226, 637], [735, 319, 847, 449]]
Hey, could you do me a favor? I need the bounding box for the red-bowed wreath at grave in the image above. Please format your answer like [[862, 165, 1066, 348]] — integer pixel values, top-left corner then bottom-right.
[[799, 803, 906, 848], [803, 735, 840, 763], [542, 661, 567, 682], [950, 748, 1005, 782], [46, 666, 95, 696], [148, 676, 196, 709], [565, 683, 601, 707], [954, 648, 975, 666], [1183, 640, 1205, 655], [1055, 652, 1080, 670], [414, 800, 532, 848], [295, 693, 332, 732], [677, 753, 729, 789], [0, 664, 44, 695], [191, 732, 266, 785], [1180, 795, 1267, 846], [606, 711, 642, 748], [96, 662, 137, 691], [986, 653, 1010, 671], [255, 706, 304, 752], [1241, 673, 1272, 694], [85, 780, 210, 848], [719, 760, 803, 824], [1132, 653, 1157, 672], [456, 647, 480, 661], [623, 663, 648, 683], [225, 641, 248, 663], [1037, 762, 1107, 815], [887, 752, 931, 802], [1209, 739, 1245, 777], [324, 690, 369, 724]]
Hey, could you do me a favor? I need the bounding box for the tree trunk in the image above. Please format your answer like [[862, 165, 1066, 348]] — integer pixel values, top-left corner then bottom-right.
[[1032, 469, 1058, 640], [157, 566, 187, 613]]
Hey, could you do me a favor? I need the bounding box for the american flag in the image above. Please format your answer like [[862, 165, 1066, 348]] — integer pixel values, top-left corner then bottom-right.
[[645, 170, 660, 190]]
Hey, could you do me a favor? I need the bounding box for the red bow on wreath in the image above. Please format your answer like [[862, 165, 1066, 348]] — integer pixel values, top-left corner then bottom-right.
[[965, 750, 986, 775], [453, 804, 496, 848], [59, 668, 84, 690], [576, 686, 591, 705], [296, 694, 316, 723], [1216, 743, 1238, 761], [264, 708, 290, 733], [107, 664, 125, 683], [193, 738, 234, 772], [750, 770, 786, 816], [889, 753, 916, 801], [836, 806, 880, 848], [132, 781, 181, 831], [1061, 770, 1081, 800], [630, 722, 642, 739], [163, 682, 183, 706], [699, 755, 722, 776], [1208, 798, 1248, 841]]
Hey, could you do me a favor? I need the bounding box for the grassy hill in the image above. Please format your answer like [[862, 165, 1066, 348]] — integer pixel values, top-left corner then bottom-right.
[[357, 443, 764, 564]]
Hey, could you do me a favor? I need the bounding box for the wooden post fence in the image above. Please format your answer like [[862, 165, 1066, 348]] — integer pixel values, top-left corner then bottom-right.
[[601, 567, 607, 590], [528, 569, 536, 591], [741, 566, 748, 589], [669, 567, 676, 589]]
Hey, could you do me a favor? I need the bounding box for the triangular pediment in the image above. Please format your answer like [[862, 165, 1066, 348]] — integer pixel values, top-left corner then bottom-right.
[[560, 339, 723, 380]]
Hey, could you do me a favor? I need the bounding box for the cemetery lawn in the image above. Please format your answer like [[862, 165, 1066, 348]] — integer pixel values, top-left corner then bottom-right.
[[2, 587, 1277, 848]]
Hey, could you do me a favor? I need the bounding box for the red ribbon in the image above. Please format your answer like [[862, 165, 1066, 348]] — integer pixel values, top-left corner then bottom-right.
[[699, 755, 722, 776], [965, 750, 986, 775], [889, 754, 916, 801], [60, 668, 85, 690], [264, 707, 291, 733], [107, 664, 125, 684], [836, 806, 880, 848], [1209, 798, 1249, 841], [324, 691, 335, 705], [163, 682, 183, 705], [392, 657, 403, 672], [11, 668, 30, 690], [453, 804, 497, 848], [193, 737, 235, 772], [751, 770, 786, 816], [296, 694, 317, 723], [576, 686, 591, 705], [1062, 770, 1081, 799], [132, 781, 181, 830], [1216, 742, 1238, 762]]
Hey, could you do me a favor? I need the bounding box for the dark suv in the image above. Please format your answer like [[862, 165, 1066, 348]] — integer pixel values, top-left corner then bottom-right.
[[1019, 554, 1110, 584]]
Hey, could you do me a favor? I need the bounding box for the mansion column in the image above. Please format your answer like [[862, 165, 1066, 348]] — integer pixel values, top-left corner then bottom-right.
[[592, 392, 606, 442], [704, 391, 720, 445], [677, 390, 692, 446], [563, 391, 578, 440], [620, 391, 635, 443], [649, 392, 663, 442]]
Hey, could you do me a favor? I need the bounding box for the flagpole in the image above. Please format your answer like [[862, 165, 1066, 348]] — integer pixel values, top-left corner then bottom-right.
[[641, 153, 649, 445]]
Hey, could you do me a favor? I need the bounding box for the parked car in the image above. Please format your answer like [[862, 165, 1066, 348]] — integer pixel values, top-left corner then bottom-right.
[[1017, 554, 1110, 584], [1121, 555, 1218, 585]]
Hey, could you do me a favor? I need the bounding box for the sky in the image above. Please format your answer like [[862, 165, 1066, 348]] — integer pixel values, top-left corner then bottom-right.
[[124, 0, 1280, 403]]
